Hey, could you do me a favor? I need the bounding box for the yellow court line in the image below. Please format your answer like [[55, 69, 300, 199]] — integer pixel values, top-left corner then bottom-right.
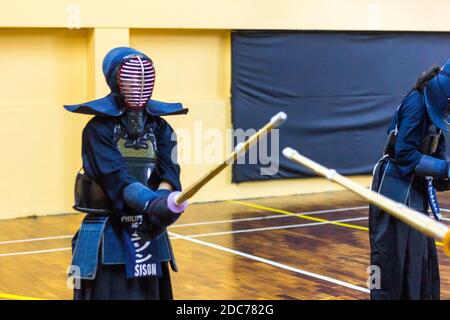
[[0, 292, 46, 300], [227, 200, 369, 231], [227, 200, 444, 248]]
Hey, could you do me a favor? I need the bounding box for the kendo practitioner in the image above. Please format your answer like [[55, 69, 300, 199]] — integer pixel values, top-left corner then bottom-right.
[[369, 61, 450, 300], [64, 47, 188, 300]]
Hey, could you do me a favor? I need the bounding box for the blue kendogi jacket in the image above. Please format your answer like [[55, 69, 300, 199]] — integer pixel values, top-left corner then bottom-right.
[[82, 116, 182, 214], [380, 90, 448, 211], [387, 90, 448, 179]]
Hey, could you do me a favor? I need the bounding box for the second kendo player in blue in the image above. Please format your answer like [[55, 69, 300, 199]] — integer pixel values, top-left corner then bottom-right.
[[370, 60, 450, 300], [65, 47, 188, 300]]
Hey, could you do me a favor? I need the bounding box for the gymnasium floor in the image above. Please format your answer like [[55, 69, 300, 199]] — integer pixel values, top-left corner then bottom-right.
[[1, 190, 450, 300]]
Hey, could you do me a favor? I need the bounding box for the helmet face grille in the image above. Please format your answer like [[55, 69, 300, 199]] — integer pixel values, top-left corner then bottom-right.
[[118, 55, 155, 111]]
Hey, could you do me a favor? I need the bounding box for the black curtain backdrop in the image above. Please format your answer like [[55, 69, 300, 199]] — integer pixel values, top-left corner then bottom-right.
[[231, 31, 450, 183]]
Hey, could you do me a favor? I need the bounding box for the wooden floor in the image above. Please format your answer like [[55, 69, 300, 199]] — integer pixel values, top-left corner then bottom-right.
[[1, 189, 450, 300]]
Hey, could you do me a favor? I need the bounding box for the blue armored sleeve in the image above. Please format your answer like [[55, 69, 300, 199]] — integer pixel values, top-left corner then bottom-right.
[[431, 134, 450, 191], [415, 155, 448, 178]]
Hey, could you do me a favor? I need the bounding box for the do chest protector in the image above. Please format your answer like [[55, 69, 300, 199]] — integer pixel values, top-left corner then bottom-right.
[[384, 122, 441, 158], [73, 123, 158, 214]]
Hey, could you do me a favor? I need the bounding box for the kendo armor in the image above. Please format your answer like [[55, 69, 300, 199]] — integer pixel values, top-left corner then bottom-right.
[[66, 47, 184, 279], [73, 120, 158, 214], [384, 123, 441, 158]]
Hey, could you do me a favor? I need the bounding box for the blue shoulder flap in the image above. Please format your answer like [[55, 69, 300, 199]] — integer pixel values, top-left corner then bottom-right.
[[64, 94, 188, 117]]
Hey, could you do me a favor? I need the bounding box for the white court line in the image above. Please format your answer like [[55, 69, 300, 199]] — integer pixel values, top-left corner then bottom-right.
[[170, 217, 368, 239], [0, 217, 368, 257], [171, 206, 368, 228], [0, 247, 71, 257], [2, 204, 448, 246], [0, 232, 182, 246], [169, 231, 369, 294], [0, 226, 370, 295], [0, 206, 368, 245], [0, 235, 73, 245]]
